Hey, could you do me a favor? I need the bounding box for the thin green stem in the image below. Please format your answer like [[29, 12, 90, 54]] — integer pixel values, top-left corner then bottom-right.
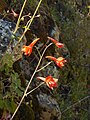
[[13, 0, 27, 34], [18, 0, 43, 43]]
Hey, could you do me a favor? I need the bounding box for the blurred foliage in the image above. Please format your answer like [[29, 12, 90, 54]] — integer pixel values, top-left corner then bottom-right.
[[0, 0, 7, 13], [0, 53, 25, 114], [49, 0, 89, 120]]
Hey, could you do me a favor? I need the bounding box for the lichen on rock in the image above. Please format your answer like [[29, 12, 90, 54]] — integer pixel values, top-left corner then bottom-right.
[[0, 18, 26, 61]]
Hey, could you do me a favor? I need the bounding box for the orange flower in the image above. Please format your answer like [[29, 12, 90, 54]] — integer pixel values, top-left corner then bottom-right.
[[22, 38, 40, 56], [46, 56, 67, 68], [11, 9, 18, 17], [48, 36, 64, 48], [37, 76, 58, 90]]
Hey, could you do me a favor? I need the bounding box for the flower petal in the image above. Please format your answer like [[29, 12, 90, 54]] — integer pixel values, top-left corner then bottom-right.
[[22, 45, 32, 56], [53, 78, 58, 83], [37, 76, 58, 90], [46, 56, 57, 62], [37, 77, 45, 82], [30, 38, 40, 47], [56, 42, 64, 48], [46, 56, 67, 68], [11, 9, 18, 17], [48, 36, 64, 48], [56, 57, 67, 68], [22, 38, 40, 56]]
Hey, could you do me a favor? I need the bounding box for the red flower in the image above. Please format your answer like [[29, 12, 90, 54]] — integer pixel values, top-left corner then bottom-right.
[[37, 76, 58, 90], [22, 38, 40, 56], [46, 56, 67, 68], [48, 36, 64, 48]]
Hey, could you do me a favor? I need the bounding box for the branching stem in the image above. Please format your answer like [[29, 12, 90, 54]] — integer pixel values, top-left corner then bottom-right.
[[10, 43, 53, 120], [36, 61, 52, 72], [17, 0, 43, 43], [26, 82, 44, 96]]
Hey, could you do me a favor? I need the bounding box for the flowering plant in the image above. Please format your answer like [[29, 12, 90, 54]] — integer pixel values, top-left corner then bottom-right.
[[37, 76, 58, 90], [22, 37, 67, 89], [22, 38, 40, 56], [46, 56, 67, 68], [3, 0, 67, 119], [4, 34, 67, 120]]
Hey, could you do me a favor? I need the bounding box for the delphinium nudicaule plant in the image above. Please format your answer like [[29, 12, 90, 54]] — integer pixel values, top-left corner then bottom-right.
[[10, 36, 67, 120], [22, 37, 67, 89]]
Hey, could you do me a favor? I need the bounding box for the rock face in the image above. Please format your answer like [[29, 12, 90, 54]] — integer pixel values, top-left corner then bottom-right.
[[0, 18, 26, 61], [36, 93, 61, 120]]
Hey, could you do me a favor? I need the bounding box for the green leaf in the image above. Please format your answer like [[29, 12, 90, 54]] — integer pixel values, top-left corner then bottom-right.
[[16, 88, 23, 96], [4, 99, 17, 113], [10, 72, 24, 96], [2, 53, 13, 68], [0, 99, 4, 109], [11, 72, 21, 87]]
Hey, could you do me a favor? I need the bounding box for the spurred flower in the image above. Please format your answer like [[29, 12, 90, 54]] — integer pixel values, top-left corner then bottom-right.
[[22, 38, 40, 56], [11, 9, 18, 17], [46, 56, 67, 68], [48, 36, 64, 48], [37, 76, 58, 90]]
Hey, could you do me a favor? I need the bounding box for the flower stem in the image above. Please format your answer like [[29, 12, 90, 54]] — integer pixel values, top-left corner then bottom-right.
[[26, 82, 44, 96], [10, 43, 53, 120], [18, 0, 43, 43], [36, 61, 52, 72], [14, 0, 27, 34]]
